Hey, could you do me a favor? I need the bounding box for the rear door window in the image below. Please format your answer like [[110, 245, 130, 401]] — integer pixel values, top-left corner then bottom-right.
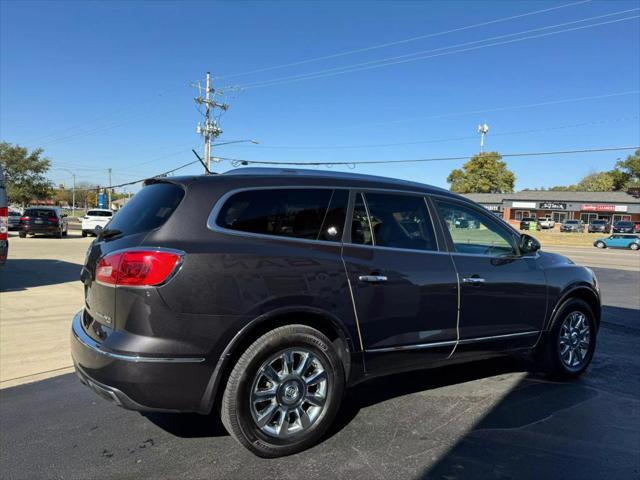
[[353, 192, 437, 251], [105, 182, 184, 236], [217, 188, 347, 242]]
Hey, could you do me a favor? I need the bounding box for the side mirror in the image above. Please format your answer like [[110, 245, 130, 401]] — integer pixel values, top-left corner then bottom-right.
[[519, 234, 541, 255], [61, 213, 68, 218]]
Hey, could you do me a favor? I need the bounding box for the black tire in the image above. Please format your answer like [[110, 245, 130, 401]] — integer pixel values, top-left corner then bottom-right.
[[539, 298, 597, 379], [595, 241, 606, 248], [630, 243, 639, 250], [81, 231, 87, 237], [18, 232, 26, 238], [221, 325, 344, 458], [62, 227, 68, 237], [56, 228, 63, 239]]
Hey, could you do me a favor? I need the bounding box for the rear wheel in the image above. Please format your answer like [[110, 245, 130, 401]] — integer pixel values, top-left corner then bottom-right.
[[595, 241, 606, 248], [539, 298, 597, 378], [81, 231, 87, 237], [630, 243, 639, 250], [221, 325, 344, 458], [18, 232, 26, 238]]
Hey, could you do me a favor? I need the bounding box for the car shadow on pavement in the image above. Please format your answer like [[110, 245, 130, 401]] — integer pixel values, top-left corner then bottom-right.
[[0, 259, 83, 291]]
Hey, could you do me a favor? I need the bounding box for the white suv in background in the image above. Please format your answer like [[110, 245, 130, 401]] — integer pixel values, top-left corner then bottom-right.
[[81, 209, 113, 237]]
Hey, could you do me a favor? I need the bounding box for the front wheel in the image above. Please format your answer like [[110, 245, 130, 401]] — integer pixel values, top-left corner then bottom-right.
[[539, 299, 597, 379], [595, 241, 606, 248], [221, 325, 344, 458]]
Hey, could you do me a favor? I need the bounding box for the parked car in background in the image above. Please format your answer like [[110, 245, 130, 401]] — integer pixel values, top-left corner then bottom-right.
[[81, 209, 113, 237], [537, 216, 556, 230], [19, 207, 68, 238], [519, 216, 537, 230], [612, 221, 635, 234], [7, 210, 22, 230], [71, 168, 601, 458], [560, 219, 585, 232], [0, 165, 7, 266], [588, 219, 611, 233], [594, 234, 640, 250]]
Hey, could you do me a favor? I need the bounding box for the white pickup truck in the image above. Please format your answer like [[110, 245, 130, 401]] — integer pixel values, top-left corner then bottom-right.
[[538, 216, 556, 229]]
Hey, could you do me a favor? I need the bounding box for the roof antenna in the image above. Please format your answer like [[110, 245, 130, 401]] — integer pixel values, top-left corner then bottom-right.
[[192, 149, 212, 175]]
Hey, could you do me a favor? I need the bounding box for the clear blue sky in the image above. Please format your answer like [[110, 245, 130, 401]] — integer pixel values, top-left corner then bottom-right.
[[1, 0, 639, 192]]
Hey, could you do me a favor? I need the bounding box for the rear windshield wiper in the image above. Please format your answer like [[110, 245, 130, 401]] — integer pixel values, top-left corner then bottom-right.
[[99, 228, 122, 239]]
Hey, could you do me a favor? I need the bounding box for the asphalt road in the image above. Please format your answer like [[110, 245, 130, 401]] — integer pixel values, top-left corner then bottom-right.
[[1, 267, 638, 479]]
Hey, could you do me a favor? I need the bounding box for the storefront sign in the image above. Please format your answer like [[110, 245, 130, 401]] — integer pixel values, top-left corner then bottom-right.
[[512, 201, 536, 208], [483, 204, 501, 211], [539, 202, 566, 210], [581, 204, 628, 212]]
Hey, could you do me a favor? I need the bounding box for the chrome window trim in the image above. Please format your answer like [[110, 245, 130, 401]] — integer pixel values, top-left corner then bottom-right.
[[206, 185, 348, 246], [73, 311, 205, 363], [365, 330, 539, 353]]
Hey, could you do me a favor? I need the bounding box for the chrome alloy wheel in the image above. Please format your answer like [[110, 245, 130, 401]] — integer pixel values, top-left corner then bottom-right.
[[559, 311, 591, 371], [250, 348, 328, 438]]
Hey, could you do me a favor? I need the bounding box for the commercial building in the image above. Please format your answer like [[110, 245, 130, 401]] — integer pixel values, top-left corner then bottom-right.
[[463, 191, 640, 227]]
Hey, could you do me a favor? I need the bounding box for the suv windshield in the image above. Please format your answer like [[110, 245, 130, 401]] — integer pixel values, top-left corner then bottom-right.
[[564, 220, 579, 224], [105, 182, 184, 236], [616, 221, 632, 226], [591, 220, 607, 225], [521, 217, 536, 221]]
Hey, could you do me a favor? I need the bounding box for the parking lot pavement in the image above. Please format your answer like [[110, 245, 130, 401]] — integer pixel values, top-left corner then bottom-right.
[[545, 245, 640, 271], [1, 241, 639, 479], [0, 232, 91, 388]]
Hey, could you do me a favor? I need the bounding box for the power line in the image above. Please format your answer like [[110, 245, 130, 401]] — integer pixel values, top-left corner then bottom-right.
[[332, 90, 640, 131], [234, 12, 640, 90], [235, 116, 639, 150], [219, 146, 640, 167], [220, 0, 591, 79]]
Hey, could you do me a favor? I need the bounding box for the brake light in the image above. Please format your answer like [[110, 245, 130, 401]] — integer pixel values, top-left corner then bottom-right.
[[49, 217, 59, 224], [95, 249, 182, 286], [20, 216, 29, 222], [0, 207, 7, 241]]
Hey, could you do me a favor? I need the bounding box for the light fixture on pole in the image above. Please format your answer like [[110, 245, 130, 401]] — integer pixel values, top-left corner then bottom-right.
[[477, 123, 489, 153]]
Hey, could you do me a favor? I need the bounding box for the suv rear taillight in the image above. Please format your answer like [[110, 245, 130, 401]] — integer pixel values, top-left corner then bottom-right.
[[0, 207, 8, 240], [48, 217, 59, 224], [95, 249, 183, 286]]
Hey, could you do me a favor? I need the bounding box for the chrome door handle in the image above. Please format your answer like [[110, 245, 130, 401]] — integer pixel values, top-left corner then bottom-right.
[[462, 276, 485, 284], [358, 275, 388, 283]]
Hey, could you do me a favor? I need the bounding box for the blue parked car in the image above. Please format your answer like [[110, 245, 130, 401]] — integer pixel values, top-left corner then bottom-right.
[[594, 234, 640, 250]]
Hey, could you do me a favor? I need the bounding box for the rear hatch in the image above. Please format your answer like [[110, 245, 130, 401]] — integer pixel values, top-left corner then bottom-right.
[[80, 181, 185, 335], [22, 208, 59, 230]]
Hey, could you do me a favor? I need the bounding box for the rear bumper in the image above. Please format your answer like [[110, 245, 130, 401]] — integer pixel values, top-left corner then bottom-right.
[[70, 310, 214, 413]]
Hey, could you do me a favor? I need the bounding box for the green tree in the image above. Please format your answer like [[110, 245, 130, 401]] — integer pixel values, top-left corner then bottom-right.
[[0, 142, 53, 205], [575, 171, 615, 191], [447, 151, 515, 193], [614, 148, 640, 188]]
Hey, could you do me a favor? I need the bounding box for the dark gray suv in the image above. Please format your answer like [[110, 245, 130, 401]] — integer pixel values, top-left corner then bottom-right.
[[71, 168, 600, 457]]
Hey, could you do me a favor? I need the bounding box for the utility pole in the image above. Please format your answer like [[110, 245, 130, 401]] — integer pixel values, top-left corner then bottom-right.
[[477, 123, 489, 153], [195, 72, 228, 173], [71, 173, 76, 217], [107, 168, 112, 210]]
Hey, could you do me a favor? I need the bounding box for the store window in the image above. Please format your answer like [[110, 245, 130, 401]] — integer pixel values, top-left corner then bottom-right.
[[514, 210, 535, 221]]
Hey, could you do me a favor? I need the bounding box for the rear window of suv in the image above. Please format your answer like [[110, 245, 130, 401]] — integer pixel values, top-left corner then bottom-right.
[[105, 182, 184, 236], [24, 209, 56, 218], [87, 210, 112, 217], [216, 188, 348, 242]]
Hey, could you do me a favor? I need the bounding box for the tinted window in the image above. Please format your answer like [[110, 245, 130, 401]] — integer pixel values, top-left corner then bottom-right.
[[87, 210, 112, 217], [436, 201, 517, 256], [106, 182, 184, 236], [351, 193, 373, 245], [217, 188, 346, 241], [362, 193, 436, 251], [616, 221, 632, 226], [24, 209, 56, 218]]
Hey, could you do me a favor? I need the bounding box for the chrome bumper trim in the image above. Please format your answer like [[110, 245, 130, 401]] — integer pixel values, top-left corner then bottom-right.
[[72, 310, 205, 364]]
